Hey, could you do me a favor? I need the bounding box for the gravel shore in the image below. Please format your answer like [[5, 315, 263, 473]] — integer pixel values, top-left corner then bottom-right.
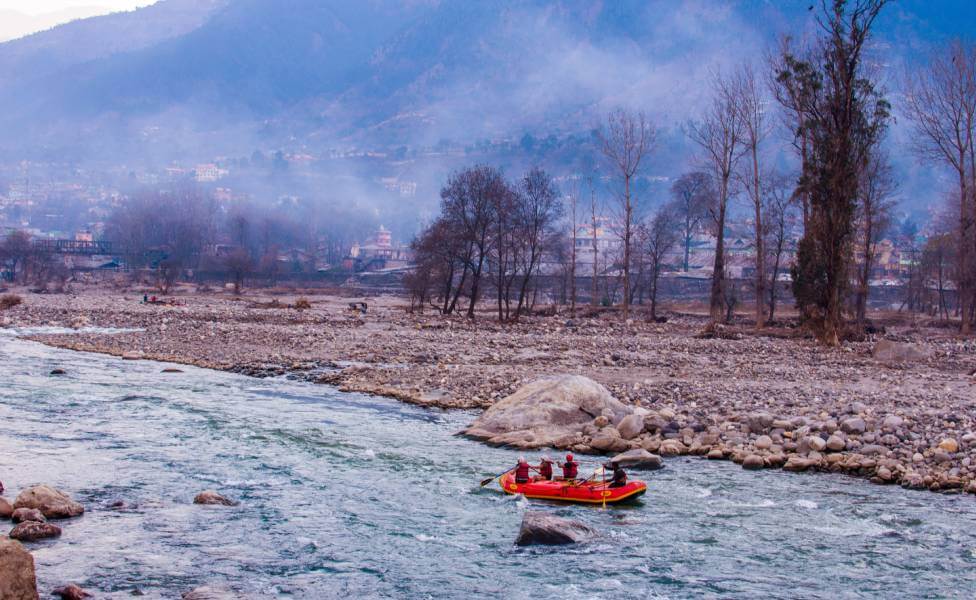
[[3, 286, 975, 495]]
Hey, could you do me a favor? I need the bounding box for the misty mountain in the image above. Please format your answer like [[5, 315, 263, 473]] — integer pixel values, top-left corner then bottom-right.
[[0, 0, 959, 214]]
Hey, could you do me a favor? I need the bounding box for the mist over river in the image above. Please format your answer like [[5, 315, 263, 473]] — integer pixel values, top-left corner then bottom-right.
[[2, 333, 976, 599]]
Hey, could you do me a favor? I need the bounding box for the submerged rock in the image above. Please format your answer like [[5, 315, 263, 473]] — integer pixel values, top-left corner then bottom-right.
[[463, 375, 633, 449], [13, 486, 83, 519], [52, 584, 91, 599], [182, 585, 242, 599], [610, 448, 663, 470], [0, 536, 38, 600], [49, 369, 66, 376], [193, 491, 239, 507], [515, 510, 597, 546], [11, 509, 45, 524], [9, 521, 61, 542]]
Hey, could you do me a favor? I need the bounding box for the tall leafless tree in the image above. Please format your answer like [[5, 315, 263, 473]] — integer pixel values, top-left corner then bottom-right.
[[731, 64, 772, 328], [903, 39, 976, 334], [669, 171, 712, 272], [514, 168, 563, 319], [854, 151, 896, 326], [599, 109, 655, 319], [566, 177, 581, 317], [762, 171, 799, 322], [689, 72, 744, 323], [644, 206, 680, 320]]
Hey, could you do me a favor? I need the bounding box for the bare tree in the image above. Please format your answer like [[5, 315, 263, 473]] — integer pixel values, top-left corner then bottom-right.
[[731, 64, 772, 328], [854, 151, 896, 326], [923, 231, 955, 320], [0, 230, 33, 283], [599, 109, 655, 319], [644, 207, 680, 320], [669, 172, 712, 272], [588, 175, 600, 307], [223, 249, 252, 294], [903, 39, 976, 334], [566, 177, 581, 317], [156, 258, 182, 294], [689, 72, 744, 323], [441, 166, 506, 319], [763, 171, 799, 322], [514, 168, 563, 319]]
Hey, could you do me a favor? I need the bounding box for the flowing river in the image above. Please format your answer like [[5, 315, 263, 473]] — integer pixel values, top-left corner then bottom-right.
[[2, 333, 976, 599]]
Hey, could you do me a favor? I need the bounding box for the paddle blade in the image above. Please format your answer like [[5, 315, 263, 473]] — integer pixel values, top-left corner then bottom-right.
[[480, 477, 495, 487]]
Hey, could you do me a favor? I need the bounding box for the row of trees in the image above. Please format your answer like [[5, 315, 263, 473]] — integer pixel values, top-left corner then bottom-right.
[[408, 166, 563, 320]]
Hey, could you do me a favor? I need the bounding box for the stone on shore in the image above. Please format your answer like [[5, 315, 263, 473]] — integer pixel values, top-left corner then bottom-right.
[[872, 340, 933, 363], [193, 491, 239, 506], [11, 509, 45, 524], [0, 536, 38, 600], [463, 375, 632, 449], [610, 448, 663, 470], [938, 438, 958, 453], [840, 418, 866, 435], [514, 510, 596, 546], [0, 497, 12, 519], [616, 414, 644, 440], [13, 486, 83, 519], [742, 454, 765, 470], [122, 351, 144, 360], [9, 522, 61, 542], [52, 584, 91, 600]]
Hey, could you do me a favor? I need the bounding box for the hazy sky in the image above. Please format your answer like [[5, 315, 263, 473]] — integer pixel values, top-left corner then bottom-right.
[[0, 0, 154, 16]]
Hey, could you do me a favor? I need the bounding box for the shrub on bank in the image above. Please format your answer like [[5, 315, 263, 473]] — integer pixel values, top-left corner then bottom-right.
[[294, 297, 312, 310], [0, 294, 23, 310]]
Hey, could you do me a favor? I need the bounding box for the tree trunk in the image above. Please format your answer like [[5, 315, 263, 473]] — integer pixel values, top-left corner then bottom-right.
[[622, 174, 632, 320], [710, 181, 729, 323]]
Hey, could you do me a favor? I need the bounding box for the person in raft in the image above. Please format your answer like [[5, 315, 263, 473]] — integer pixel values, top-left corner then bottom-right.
[[514, 456, 532, 484], [603, 461, 628, 488], [561, 453, 579, 482], [535, 455, 554, 481]]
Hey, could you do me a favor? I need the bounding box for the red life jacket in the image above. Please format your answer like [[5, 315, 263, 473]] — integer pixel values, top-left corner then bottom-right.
[[515, 463, 530, 481], [562, 460, 578, 479], [539, 461, 553, 479]]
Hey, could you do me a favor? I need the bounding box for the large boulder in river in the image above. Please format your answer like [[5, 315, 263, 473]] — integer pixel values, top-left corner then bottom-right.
[[514, 511, 597, 546], [0, 536, 38, 600], [13, 486, 83, 520], [872, 340, 933, 364], [611, 448, 663, 470], [11, 509, 45, 524], [463, 375, 633, 449]]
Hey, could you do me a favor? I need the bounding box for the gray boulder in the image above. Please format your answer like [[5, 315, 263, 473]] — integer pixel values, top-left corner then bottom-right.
[[11, 509, 45, 524], [616, 414, 644, 440], [0, 537, 38, 600], [464, 375, 633, 449], [840, 418, 866, 435], [610, 448, 663, 470], [515, 510, 597, 546]]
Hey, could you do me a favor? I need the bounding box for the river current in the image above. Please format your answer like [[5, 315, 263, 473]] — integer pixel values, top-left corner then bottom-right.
[[1, 332, 975, 599]]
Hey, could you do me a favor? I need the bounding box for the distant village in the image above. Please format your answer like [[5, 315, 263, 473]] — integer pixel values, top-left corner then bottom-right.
[[0, 155, 931, 309]]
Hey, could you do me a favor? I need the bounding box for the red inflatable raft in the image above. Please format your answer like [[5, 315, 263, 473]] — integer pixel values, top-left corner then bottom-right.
[[499, 471, 647, 504]]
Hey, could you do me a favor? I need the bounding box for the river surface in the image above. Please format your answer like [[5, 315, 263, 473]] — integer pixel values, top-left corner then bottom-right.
[[2, 332, 976, 599]]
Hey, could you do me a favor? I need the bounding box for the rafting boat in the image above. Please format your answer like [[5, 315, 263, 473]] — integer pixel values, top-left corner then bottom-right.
[[499, 471, 646, 504]]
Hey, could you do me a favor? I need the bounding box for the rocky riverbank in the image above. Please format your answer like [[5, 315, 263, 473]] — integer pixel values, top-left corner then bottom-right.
[[2, 286, 975, 495]]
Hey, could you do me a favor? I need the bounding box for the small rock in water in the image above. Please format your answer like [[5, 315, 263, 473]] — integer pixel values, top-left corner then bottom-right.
[[50, 369, 66, 376], [162, 368, 184, 373], [53, 583, 92, 599], [515, 510, 596, 546], [11, 508, 46, 524], [193, 491, 239, 507], [0, 537, 38, 599], [13, 485, 84, 519], [0, 497, 12, 519], [10, 521, 62, 542], [122, 351, 144, 361]]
